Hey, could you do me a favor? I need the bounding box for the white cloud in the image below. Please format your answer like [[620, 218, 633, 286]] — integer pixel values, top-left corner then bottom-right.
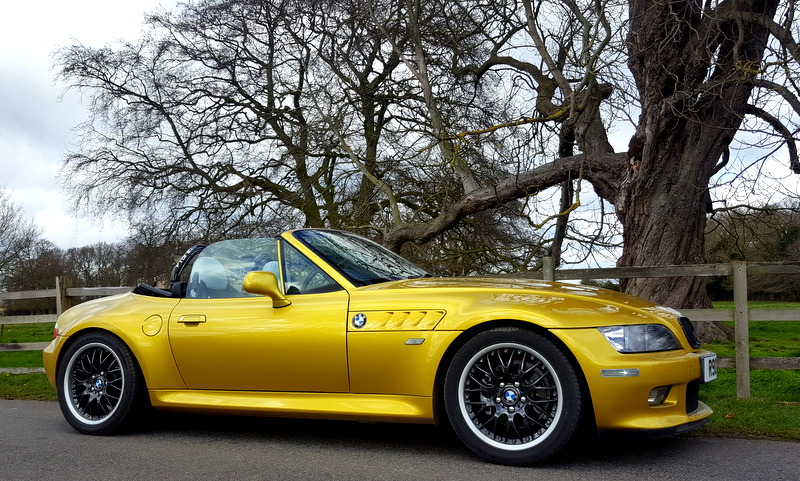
[[0, 1, 175, 248]]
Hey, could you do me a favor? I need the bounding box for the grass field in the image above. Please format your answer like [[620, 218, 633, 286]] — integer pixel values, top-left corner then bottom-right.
[[0, 322, 53, 344], [0, 351, 46, 368], [0, 373, 54, 400], [0, 322, 52, 369], [698, 369, 800, 440], [705, 301, 800, 358]]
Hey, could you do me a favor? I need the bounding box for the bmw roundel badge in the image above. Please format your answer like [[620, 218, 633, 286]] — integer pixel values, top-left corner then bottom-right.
[[352, 313, 367, 329]]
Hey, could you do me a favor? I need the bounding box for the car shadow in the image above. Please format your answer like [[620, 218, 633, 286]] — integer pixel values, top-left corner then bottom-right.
[[130, 409, 694, 466]]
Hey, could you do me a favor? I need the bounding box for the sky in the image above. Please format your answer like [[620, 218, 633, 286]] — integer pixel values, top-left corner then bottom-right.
[[0, 1, 176, 249]]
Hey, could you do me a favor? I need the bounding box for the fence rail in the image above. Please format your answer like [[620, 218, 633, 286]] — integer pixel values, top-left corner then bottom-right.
[[0, 277, 133, 361], [2, 263, 799, 398]]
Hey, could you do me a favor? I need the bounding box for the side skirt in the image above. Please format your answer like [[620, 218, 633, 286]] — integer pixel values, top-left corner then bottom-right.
[[148, 390, 436, 424]]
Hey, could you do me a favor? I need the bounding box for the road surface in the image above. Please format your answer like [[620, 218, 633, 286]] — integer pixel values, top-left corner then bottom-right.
[[1, 399, 798, 480]]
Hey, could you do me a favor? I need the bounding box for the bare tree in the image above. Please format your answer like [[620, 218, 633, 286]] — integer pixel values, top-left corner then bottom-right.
[[0, 240, 62, 315], [58, 1, 339, 235], [58, 0, 550, 274], [55, 0, 800, 339], [0, 189, 40, 281], [706, 203, 800, 301]]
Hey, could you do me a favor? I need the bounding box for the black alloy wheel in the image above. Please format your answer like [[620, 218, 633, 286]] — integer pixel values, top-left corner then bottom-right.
[[444, 327, 583, 465], [57, 332, 144, 435]]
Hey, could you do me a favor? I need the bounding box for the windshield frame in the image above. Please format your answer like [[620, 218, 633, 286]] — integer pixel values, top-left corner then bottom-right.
[[290, 229, 430, 287]]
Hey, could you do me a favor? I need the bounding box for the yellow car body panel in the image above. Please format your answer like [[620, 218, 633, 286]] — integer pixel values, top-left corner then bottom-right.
[[43, 292, 185, 390], [167, 290, 350, 392], [553, 327, 713, 431], [350, 277, 682, 331], [148, 390, 435, 423], [347, 330, 461, 396]]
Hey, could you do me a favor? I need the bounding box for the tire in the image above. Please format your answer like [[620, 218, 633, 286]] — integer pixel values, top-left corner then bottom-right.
[[56, 332, 145, 435], [444, 327, 583, 465]]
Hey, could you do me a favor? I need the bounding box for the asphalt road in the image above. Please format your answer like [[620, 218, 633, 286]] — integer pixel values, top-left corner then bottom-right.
[[2, 399, 798, 481]]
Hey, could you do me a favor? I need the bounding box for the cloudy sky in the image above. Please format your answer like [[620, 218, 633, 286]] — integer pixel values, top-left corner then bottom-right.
[[1, 1, 176, 249]]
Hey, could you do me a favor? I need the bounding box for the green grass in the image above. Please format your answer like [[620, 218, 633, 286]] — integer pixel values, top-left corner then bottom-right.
[[712, 300, 800, 310], [0, 351, 45, 368], [0, 373, 55, 400], [705, 321, 800, 357], [706, 301, 800, 357], [0, 322, 54, 344], [697, 369, 800, 440], [694, 303, 800, 440], [0, 322, 50, 369]]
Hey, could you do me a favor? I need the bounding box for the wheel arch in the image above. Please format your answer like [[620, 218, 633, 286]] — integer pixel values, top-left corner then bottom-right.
[[56, 327, 147, 389], [432, 319, 595, 429]]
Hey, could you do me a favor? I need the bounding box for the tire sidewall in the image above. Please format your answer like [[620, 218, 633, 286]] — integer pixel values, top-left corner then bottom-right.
[[444, 328, 582, 465], [57, 332, 141, 435]]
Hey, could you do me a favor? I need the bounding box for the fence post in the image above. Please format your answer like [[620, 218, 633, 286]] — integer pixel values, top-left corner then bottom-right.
[[542, 257, 555, 282], [732, 261, 750, 399], [56, 276, 74, 315]]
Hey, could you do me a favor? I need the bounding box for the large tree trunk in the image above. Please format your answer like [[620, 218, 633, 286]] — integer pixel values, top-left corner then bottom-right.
[[620, 0, 779, 340], [618, 119, 735, 340]]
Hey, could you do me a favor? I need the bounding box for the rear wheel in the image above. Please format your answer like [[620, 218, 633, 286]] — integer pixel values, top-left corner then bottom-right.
[[444, 328, 583, 465], [57, 332, 144, 435]]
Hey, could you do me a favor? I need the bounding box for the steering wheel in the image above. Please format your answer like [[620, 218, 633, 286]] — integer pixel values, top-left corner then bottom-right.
[[300, 270, 326, 293]]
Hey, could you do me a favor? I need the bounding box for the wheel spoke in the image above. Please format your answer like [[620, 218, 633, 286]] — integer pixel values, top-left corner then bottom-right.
[[498, 349, 512, 376], [517, 410, 537, 436], [474, 407, 500, 430]]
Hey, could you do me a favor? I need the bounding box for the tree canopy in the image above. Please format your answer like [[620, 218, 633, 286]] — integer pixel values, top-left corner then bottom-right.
[[55, 0, 800, 335]]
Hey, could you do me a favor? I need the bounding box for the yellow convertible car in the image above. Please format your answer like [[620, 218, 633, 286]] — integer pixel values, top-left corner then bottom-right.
[[43, 229, 717, 465]]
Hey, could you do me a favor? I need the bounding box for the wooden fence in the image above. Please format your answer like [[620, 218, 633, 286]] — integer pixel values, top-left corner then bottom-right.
[[2, 262, 799, 398], [0, 277, 131, 370]]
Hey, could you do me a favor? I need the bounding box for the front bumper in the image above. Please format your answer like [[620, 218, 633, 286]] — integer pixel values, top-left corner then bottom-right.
[[598, 415, 711, 439], [552, 328, 714, 432], [42, 339, 60, 389]]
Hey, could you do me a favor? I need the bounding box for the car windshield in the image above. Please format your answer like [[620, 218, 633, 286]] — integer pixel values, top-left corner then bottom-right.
[[292, 230, 430, 287]]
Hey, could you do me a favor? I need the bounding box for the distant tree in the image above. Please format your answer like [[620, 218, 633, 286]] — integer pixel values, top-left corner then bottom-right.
[[1, 240, 63, 315], [706, 204, 800, 301], [123, 221, 208, 286], [0, 189, 40, 281], [64, 243, 129, 287]]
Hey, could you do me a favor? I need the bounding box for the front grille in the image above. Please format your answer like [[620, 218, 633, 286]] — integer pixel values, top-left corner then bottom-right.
[[686, 380, 700, 414], [679, 316, 701, 348]]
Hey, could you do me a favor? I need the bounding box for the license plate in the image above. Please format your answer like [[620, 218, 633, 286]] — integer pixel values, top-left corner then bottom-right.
[[700, 354, 718, 383]]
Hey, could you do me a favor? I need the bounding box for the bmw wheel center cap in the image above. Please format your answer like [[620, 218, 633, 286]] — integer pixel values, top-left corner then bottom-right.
[[502, 387, 519, 405]]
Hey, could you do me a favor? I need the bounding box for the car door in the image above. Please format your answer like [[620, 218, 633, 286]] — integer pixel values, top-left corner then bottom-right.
[[167, 238, 350, 392]]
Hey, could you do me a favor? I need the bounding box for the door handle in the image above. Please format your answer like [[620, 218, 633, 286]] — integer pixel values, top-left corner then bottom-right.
[[178, 315, 207, 324]]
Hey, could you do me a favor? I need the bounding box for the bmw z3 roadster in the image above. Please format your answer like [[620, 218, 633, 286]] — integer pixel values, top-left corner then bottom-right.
[[43, 228, 717, 465]]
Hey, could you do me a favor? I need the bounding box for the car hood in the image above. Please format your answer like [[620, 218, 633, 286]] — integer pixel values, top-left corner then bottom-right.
[[351, 276, 684, 329], [365, 276, 650, 304]]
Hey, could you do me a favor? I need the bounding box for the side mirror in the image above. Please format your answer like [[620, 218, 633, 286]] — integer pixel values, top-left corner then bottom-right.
[[243, 271, 292, 308]]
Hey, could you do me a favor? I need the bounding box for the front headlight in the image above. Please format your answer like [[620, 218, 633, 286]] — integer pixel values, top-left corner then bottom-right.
[[597, 324, 680, 353]]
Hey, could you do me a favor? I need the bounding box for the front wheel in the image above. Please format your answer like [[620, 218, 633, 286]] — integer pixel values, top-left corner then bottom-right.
[[57, 332, 145, 435], [444, 328, 583, 465]]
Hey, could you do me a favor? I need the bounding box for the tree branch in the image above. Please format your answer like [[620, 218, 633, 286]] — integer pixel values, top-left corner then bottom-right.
[[743, 104, 800, 174], [384, 152, 627, 250]]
